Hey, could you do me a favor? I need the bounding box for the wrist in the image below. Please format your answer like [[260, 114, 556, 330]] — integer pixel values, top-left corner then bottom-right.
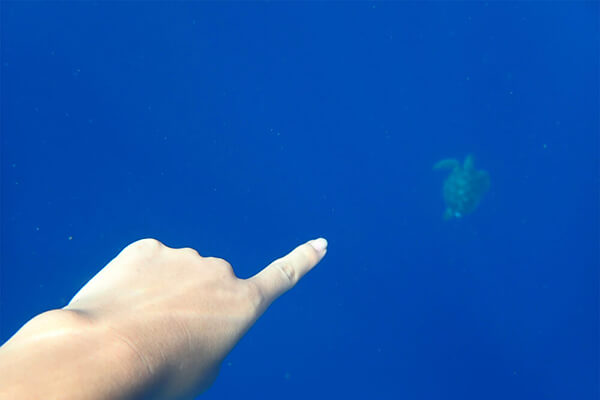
[[0, 309, 162, 400]]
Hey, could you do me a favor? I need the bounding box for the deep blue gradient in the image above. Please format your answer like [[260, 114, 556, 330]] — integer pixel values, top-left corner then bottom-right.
[[1, 2, 598, 399]]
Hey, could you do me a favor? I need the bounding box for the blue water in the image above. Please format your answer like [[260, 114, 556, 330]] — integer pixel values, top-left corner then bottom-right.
[[1, 3, 598, 399]]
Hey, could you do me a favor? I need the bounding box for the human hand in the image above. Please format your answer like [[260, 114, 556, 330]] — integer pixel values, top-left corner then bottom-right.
[[64, 237, 328, 399]]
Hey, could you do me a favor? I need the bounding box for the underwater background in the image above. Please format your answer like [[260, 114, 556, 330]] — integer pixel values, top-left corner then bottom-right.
[[1, 2, 598, 399]]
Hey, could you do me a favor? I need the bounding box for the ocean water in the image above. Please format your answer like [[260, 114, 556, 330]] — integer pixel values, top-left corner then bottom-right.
[[1, 2, 598, 399]]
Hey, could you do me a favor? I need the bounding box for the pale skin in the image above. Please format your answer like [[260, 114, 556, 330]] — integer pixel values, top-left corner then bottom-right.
[[0, 237, 328, 400]]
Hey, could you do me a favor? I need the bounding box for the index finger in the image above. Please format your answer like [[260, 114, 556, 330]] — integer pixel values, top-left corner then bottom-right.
[[249, 238, 328, 305]]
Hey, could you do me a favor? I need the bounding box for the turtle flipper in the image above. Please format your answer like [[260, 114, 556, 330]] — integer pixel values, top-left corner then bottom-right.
[[463, 154, 475, 171], [433, 158, 460, 171]]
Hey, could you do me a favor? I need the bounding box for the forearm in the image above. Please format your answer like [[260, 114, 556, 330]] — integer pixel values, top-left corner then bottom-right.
[[0, 309, 160, 400]]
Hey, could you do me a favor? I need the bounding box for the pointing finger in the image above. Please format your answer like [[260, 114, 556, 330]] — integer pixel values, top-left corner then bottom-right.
[[249, 238, 328, 306]]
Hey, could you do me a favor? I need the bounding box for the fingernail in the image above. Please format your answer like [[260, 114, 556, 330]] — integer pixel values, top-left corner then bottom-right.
[[310, 237, 328, 256]]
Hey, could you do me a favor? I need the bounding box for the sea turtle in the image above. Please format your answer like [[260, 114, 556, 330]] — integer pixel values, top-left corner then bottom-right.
[[433, 154, 490, 220]]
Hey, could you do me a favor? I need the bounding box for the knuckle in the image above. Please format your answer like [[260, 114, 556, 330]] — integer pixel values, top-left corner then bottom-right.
[[274, 261, 297, 286], [241, 280, 267, 315], [126, 238, 165, 254], [178, 247, 202, 259], [208, 257, 236, 276], [137, 238, 164, 248]]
